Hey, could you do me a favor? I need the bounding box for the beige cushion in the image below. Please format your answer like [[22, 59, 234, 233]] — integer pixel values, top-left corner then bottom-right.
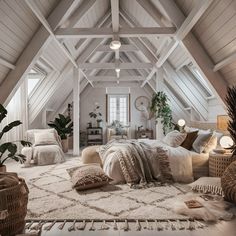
[[192, 132, 213, 153], [81, 145, 102, 166], [66, 164, 111, 190], [34, 132, 58, 146], [203, 135, 217, 153], [163, 130, 187, 147]]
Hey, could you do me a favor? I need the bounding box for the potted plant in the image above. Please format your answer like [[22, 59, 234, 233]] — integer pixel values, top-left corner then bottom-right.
[[150, 91, 173, 135], [48, 114, 73, 153], [89, 104, 103, 127], [0, 104, 31, 172]]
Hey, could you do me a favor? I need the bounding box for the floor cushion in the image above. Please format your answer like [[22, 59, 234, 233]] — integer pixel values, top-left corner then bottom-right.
[[81, 145, 102, 167]]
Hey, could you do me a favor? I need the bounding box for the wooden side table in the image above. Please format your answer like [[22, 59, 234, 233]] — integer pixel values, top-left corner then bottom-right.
[[209, 151, 236, 177]]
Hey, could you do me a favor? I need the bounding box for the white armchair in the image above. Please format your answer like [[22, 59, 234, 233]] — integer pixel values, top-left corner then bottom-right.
[[21, 129, 65, 166], [107, 127, 131, 142]]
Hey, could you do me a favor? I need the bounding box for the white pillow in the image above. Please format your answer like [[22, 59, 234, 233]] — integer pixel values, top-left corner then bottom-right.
[[163, 130, 187, 147], [34, 132, 58, 146]]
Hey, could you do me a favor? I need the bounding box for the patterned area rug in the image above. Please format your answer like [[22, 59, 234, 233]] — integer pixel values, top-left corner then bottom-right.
[[17, 157, 191, 220]]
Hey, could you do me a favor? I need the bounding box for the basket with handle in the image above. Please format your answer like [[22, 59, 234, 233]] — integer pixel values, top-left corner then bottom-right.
[[0, 177, 29, 236]]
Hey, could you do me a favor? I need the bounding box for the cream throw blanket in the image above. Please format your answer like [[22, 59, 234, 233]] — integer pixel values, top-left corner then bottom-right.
[[98, 139, 171, 187]]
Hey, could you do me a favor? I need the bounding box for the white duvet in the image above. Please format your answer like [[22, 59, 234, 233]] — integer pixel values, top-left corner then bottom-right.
[[103, 139, 194, 184]]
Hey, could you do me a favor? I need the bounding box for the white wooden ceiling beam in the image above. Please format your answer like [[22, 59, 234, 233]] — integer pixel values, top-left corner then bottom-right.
[[87, 76, 145, 81], [80, 69, 94, 87], [0, 57, 15, 70], [136, 0, 165, 27], [79, 62, 153, 70], [63, 0, 96, 28], [96, 44, 138, 52], [213, 51, 236, 72], [0, 0, 77, 105], [159, 0, 228, 103], [75, 11, 111, 50], [25, 0, 78, 68], [55, 27, 176, 38], [111, 0, 119, 33]]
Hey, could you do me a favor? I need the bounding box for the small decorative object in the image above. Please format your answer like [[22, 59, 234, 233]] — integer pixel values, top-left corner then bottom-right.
[[184, 200, 203, 209], [48, 114, 73, 153], [219, 135, 233, 149], [108, 120, 124, 135], [89, 103, 103, 127], [135, 96, 150, 111], [0, 104, 31, 172], [177, 119, 186, 132], [150, 91, 173, 135], [217, 115, 229, 132], [88, 122, 92, 128]]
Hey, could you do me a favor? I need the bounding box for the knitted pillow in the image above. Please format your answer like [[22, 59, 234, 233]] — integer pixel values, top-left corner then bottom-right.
[[163, 130, 187, 147], [34, 132, 58, 146], [67, 164, 111, 190], [189, 177, 223, 196]]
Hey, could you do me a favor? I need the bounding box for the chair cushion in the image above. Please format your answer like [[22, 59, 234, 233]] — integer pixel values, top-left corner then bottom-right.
[[81, 145, 102, 166], [67, 164, 111, 190], [34, 132, 58, 146]]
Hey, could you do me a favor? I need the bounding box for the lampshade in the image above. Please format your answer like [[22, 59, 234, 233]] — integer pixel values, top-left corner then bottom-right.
[[220, 135, 233, 149], [177, 119, 186, 127], [109, 40, 121, 50]]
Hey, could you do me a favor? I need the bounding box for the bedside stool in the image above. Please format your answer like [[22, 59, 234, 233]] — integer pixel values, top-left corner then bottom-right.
[[209, 151, 236, 177]]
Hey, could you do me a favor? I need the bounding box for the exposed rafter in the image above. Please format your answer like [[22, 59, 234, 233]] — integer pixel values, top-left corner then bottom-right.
[[79, 62, 153, 70], [25, 0, 78, 68], [86, 75, 145, 81], [159, 0, 228, 102], [111, 0, 119, 33], [0, 57, 15, 70], [213, 51, 236, 72], [0, 0, 78, 105], [55, 27, 176, 38], [96, 44, 138, 52]]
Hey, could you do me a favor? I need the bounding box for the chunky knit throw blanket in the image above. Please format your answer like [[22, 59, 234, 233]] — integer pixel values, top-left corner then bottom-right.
[[98, 139, 172, 187]]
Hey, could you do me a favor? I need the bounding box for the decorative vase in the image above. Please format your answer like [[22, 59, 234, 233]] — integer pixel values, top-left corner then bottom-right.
[[0, 165, 6, 172], [97, 121, 103, 128], [146, 119, 152, 130], [61, 138, 69, 153]]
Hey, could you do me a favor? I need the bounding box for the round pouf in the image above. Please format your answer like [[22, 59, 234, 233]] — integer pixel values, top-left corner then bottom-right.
[[81, 145, 102, 167], [221, 160, 236, 203]]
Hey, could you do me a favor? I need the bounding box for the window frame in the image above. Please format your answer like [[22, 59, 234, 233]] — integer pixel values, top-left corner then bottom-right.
[[106, 93, 130, 125]]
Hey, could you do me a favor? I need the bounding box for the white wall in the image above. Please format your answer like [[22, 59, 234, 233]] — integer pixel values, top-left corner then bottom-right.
[[80, 82, 155, 142], [207, 98, 227, 122]]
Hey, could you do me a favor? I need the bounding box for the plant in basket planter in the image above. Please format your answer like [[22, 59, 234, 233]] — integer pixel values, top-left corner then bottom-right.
[[0, 104, 31, 172], [48, 114, 73, 153]]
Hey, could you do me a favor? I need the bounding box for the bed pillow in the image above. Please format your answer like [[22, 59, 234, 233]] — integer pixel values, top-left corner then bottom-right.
[[67, 164, 112, 190], [181, 131, 198, 150], [34, 132, 58, 146], [213, 131, 224, 145], [203, 135, 217, 153], [192, 132, 213, 153], [189, 177, 223, 196], [163, 130, 187, 147]]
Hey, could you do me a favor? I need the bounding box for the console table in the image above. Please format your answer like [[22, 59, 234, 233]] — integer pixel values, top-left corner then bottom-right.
[[87, 127, 103, 146]]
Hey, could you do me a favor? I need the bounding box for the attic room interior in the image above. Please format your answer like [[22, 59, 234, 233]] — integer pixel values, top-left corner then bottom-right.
[[1, 0, 236, 235]]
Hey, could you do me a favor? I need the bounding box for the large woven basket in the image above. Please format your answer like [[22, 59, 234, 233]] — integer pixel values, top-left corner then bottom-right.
[[0, 177, 29, 236], [221, 161, 236, 203]]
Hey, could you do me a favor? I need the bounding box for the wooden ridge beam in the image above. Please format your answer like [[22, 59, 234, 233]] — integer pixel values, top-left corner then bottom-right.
[[55, 27, 176, 38], [87, 75, 145, 81], [96, 44, 138, 52]]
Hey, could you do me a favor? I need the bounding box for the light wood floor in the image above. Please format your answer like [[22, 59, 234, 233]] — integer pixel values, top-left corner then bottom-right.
[[26, 220, 236, 236]]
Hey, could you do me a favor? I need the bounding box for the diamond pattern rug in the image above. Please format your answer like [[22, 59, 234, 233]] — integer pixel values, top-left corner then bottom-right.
[[17, 157, 191, 220]]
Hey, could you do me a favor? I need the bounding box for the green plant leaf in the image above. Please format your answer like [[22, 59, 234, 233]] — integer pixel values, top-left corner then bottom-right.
[[0, 104, 7, 123], [20, 140, 32, 147], [0, 120, 22, 139]]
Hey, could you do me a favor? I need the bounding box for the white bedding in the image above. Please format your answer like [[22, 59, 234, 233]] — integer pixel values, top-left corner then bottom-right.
[[142, 140, 194, 183], [102, 139, 198, 184]]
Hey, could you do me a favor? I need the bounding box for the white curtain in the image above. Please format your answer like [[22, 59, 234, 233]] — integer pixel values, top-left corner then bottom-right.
[[0, 80, 28, 148]]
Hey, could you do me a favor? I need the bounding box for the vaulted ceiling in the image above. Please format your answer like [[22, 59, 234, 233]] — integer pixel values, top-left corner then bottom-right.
[[0, 0, 235, 125]]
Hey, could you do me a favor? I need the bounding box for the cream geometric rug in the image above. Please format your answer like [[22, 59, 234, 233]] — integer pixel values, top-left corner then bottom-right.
[[11, 157, 192, 220]]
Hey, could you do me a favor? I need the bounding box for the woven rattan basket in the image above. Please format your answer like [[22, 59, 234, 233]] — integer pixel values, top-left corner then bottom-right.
[[209, 153, 236, 177], [221, 161, 236, 203], [0, 177, 29, 236]]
